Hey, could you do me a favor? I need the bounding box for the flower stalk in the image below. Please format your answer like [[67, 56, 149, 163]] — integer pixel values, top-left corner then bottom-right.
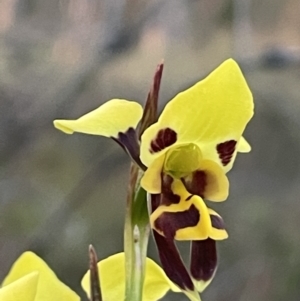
[[124, 164, 149, 301], [124, 63, 164, 301]]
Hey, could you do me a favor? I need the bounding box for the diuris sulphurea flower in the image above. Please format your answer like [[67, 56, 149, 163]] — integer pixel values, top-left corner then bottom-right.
[[54, 59, 254, 300], [0, 252, 79, 301]]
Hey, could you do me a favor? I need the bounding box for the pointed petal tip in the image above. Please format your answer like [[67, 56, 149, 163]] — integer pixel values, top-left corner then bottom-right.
[[194, 278, 215, 293], [238, 136, 252, 153], [53, 120, 74, 134], [183, 289, 202, 301], [224, 57, 238, 66]]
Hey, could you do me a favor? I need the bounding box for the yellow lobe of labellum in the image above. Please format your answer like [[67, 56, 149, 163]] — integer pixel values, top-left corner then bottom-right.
[[182, 159, 229, 202], [81, 253, 180, 301], [200, 160, 229, 201], [54, 99, 143, 138], [174, 195, 212, 241], [141, 154, 166, 194], [164, 144, 202, 178], [140, 59, 254, 172], [2, 251, 80, 301], [150, 179, 212, 241], [0, 272, 39, 301]]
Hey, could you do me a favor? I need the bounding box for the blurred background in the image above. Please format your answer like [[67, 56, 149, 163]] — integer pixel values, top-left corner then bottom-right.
[[1, 0, 300, 300]]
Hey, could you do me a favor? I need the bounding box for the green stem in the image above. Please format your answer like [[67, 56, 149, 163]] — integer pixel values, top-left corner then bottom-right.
[[124, 62, 163, 301], [124, 165, 150, 301]]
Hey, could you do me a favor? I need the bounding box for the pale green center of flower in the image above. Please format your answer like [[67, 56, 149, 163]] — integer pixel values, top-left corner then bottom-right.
[[164, 143, 202, 178]]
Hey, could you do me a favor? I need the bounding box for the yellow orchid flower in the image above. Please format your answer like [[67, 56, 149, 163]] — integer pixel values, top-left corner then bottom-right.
[[54, 59, 254, 298], [0, 251, 79, 301], [54, 58, 253, 232]]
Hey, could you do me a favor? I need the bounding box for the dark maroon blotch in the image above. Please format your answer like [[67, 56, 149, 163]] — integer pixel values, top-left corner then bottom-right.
[[216, 140, 237, 166], [153, 232, 195, 291], [160, 174, 180, 206], [150, 194, 195, 291], [154, 204, 200, 239], [210, 215, 225, 230], [182, 170, 207, 198], [190, 239, 217, 281], [150, 128, 177, 153], [186, 195, 193, 201]]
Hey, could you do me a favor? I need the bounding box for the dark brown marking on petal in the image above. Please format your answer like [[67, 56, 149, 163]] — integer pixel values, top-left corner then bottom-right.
[[210, 214, 225, 230], [150, 194, 161, 212], [182, 170, 207, 198], [216, 140, 237, 166], [149, 128, 177, 154], [186, 195, 193, 201], [153, 232, 195, 291], [113, 127, 146, 170], [154, 204, 200, 239], [150, 194, 195, 291], [190, 239, 217, 282], [160, 174, 180, 206]]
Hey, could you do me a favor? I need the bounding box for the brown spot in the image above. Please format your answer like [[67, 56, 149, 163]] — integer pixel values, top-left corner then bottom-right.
[[190, 239, 217, 281], [211, 215, 225, 229], [182, 170, 207, 198], [160, 174, 180, 206], [186, 195, 193, 201], [154, 204, 200, 239], [150, 194, 161, 212], [150, 128, 177, 153], [216, 140, 237, 166]]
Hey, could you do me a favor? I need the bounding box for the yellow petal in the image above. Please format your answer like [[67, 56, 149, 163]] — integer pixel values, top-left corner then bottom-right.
[[237, 136, 251, 152], [184, 290, 202, 301], [140, 155, 165, 193], [2, 251, 79, 301], [141, 59, 254, 172], [0, 272, 38, 301], [81, 253, 179, 301], [54, 99, 143, 138], [197, 160, 229, 202]]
